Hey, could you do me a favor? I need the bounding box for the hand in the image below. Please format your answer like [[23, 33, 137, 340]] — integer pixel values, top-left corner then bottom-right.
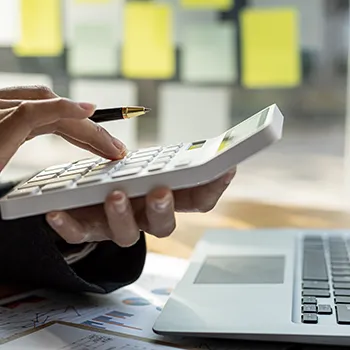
[[46, 168, 236, 247], [0, 85, 126, 171]]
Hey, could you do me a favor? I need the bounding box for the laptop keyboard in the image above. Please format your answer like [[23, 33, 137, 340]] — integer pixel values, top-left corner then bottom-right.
[[302, 235, 350, 324]]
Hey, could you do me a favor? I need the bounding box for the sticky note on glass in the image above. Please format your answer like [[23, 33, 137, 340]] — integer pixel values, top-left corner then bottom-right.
[[13, 0, 63, 56], [181, 0, 233, 10], [241, 8, 301, 88], [122, 2, 175, 79], [181, 22, 237, 83], [67, 23, 118, 76]]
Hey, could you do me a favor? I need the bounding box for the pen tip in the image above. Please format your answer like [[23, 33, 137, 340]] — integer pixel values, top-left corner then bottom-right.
[[144, 108, 151, 113]]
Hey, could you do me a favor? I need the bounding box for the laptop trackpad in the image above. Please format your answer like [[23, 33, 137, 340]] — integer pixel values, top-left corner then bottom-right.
[[194, 255, 285, 284]]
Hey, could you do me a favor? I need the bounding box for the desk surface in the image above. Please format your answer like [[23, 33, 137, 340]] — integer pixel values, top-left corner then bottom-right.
[[146, 197, 350, 259]]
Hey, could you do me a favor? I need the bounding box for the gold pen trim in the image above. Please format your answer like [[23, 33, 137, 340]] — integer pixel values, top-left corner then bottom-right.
[[122, 107, 151, 119]]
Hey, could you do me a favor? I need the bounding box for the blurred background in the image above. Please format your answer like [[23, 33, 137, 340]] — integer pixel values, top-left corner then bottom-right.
[[1, 0, 350, 255]]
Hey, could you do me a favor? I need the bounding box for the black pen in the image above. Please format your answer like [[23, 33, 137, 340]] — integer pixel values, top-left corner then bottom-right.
[[89, 106, 151, 123]]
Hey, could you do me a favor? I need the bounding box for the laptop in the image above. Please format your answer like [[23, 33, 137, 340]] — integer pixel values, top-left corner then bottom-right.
[[153, 228, 350, 346]]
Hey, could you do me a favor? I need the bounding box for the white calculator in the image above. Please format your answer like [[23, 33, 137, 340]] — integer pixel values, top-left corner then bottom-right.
[[0, 104, 284, 220]]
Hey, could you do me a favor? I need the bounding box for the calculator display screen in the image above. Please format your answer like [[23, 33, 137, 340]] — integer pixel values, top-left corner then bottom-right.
[[217, 107, 269, 152], [188, 140, 206, 150]]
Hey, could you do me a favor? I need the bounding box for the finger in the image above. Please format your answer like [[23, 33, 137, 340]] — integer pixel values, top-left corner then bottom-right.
[[144, 188, 176, 238], [0, 85, 56, 100], [0, 98, 95, 168], [0, 99, 22, 110], [56, 119, 127, 160], [175, 167, 236, 212], [58, 134, 116, 159], [104, 191, 140, 247], [46, 211, 109, 244]]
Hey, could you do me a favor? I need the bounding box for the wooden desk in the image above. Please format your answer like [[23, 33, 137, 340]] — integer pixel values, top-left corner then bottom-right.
[[146, 198, 350, 259]]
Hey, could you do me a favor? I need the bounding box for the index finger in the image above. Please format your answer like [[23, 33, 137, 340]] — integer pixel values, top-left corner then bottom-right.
[[0, 85, 56, 100], [0, 98, 95, 169]]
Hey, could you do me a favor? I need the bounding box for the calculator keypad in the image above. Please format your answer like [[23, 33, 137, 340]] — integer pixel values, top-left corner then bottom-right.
[[8, 143, 185, 198]]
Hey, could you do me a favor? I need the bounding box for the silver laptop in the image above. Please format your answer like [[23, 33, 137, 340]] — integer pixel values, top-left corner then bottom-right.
[[153, 229, 350, 346]]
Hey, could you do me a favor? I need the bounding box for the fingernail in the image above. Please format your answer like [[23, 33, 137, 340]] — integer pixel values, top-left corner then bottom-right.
[[78, 102, 96, 111], [112, 191, 127, 213], [112, 138, 127, 154], [47, 212, 64, 227], [153, 191, 171, 212]]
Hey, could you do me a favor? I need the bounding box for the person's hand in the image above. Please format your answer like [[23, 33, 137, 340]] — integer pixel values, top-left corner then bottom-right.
[[46, 168, 236, 247], [0, 85, 126, 171]]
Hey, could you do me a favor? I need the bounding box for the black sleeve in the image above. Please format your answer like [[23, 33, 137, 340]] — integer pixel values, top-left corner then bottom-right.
[[0, 182, 147, 294]]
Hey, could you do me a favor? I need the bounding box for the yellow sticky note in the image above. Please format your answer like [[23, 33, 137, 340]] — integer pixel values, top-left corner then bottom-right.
[[14, 0, 63, 56], [122, 2, 175, 79], [181, 0, 233, 10], [241, 8, 301, 88]]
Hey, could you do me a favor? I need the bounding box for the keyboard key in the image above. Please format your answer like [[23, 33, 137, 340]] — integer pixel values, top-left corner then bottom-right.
[[136, 147, 161, 154], [335, 297, 350, 304], [302, 297, 317, 304], [147, 163, 166, 172], [302, 250, 328, 281], [41, 180, 74, 192], [77, 176, 104, 186], [302, 313, 318, 324], [7, 187, 40, 198], [336, 305, 350, 324], [318, 304, 332, 315], [334, 289, 350, 297], [20, 179, 53, 189], [333, 276, 350, 283], [302, 281, 329, 290], [332, 270, 350, 276], [332, 264, 350, 270], [302, 289, 330, 297], [69, 164, 93, 171], [111, 167, 142, 178], [302, 305, 317, 313], [333, 283, 350, 290]]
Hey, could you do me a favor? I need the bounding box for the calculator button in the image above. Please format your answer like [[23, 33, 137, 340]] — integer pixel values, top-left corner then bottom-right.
[[70, 164, 94, 171], [75, 158, 101, 165], [77, 175, 104, 186], [147, 163, 166, 172], [37, 168, 65, 177], [111, 167, 142, 178], [154, 156, 171, 164], [175, 159, 191, 167], [45, 163, 71, 171], [20, 179, 51, 189], [136, 147, 161, 154], [7, 187, 40, 198], [62, 168, 90, 176], [28, 174, 57, 182], [127, 155, 154, 163], [161, 151, 176, 158], [41, 180, 74, 192], [122, 161, 148, 169]]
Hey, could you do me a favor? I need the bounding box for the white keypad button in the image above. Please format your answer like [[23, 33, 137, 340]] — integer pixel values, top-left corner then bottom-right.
[[41, 180, 74, 192], [28, 174, 57, 182], [37, 168, 65, 177], [175, 159, 191, 167], [123, 161, 148, 169], [154, 156, 171, 164], [8, 187, 40, 198], [77, 175, 104, 186], [45, 163, 71, 171], [111, 167, 142, 178], [147, 163, 166, 172], [127, 155, 153, 163]]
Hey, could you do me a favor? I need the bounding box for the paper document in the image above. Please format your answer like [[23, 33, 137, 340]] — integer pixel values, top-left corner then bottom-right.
[[0, 322, 180, 350]]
